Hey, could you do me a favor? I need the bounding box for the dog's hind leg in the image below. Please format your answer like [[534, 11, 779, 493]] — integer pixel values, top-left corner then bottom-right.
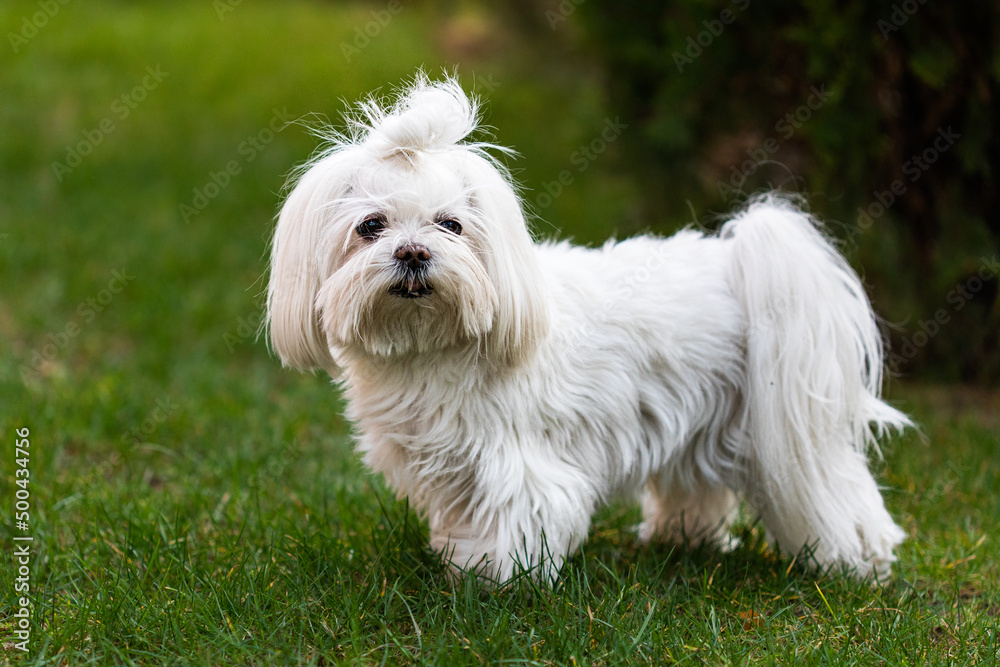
[[638, 468, 739, 549]]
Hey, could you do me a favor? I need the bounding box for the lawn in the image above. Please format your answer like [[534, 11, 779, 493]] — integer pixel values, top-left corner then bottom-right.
[[1, 1, 998, 664]]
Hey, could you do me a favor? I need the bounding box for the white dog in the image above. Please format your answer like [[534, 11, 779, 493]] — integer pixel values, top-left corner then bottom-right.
[[265, 75, 910, 584]]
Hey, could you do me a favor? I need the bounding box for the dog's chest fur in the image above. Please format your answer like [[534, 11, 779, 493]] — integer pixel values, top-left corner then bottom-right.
[[339, 258, 748, 519]]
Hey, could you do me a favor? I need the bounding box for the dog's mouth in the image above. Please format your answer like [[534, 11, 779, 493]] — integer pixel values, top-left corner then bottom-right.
[[388, 276, 434, 299]]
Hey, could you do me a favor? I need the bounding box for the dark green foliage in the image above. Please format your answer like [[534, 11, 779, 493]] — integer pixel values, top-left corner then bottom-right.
[[575, 0, 1000, 382]]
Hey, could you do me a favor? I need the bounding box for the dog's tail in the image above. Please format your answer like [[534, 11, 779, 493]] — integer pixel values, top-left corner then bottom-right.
[[723, 195, 910, 579]]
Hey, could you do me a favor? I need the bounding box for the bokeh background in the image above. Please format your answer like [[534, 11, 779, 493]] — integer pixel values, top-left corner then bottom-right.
[[4, 1, 998, 393], [1, 1, 999, 662]]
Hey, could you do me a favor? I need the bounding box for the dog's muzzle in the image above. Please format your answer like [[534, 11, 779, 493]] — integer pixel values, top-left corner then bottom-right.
[[389, 243, 434, 298]]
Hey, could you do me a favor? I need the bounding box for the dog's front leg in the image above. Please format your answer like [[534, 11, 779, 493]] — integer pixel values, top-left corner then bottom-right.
[[429, 451, 596, 586]]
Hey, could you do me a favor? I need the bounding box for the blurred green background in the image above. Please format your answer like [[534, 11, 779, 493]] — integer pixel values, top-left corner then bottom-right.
[[3, 0, 998, 394], [1, 2, 998, 662], [1, 0, 997, 503], [575, 0, 1000, 383]]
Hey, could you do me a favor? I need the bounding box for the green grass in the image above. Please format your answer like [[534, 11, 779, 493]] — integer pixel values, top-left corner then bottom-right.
[[1, 1, 998, 664]]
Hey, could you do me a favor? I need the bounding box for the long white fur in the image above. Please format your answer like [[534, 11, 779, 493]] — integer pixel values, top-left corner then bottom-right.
[[266, 73, 911, 584]]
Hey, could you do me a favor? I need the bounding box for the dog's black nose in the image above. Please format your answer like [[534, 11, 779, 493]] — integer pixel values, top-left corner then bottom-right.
[[395, 243, 431, 271]]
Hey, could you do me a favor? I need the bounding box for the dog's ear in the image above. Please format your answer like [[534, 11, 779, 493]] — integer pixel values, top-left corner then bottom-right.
[[265, 166, 338, 373], [466, 155, 551, 367]]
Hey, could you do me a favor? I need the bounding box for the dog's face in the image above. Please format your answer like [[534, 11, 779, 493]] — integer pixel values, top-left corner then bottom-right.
[[315, 154, 501, 358], [266, 79, 549, 372]]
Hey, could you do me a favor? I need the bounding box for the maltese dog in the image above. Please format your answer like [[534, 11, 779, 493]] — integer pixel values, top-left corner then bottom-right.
[[265, 74, 910, 584]]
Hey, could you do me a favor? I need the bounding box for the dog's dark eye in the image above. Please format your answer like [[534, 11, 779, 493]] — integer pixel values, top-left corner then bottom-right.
[[356, 217, 385, 239], [439, 219, 462, 235]]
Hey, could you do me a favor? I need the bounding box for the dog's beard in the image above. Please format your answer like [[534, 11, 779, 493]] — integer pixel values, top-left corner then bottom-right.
[[317, 244, 498, 357], [388, 268, 434, 299]]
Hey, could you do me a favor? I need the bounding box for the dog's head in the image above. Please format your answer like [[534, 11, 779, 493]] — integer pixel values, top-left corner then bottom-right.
[[265, 75, 549, 372]]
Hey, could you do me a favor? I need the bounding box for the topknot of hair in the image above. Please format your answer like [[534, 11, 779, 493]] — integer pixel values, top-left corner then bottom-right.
[[355, 74, 480, 161]]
